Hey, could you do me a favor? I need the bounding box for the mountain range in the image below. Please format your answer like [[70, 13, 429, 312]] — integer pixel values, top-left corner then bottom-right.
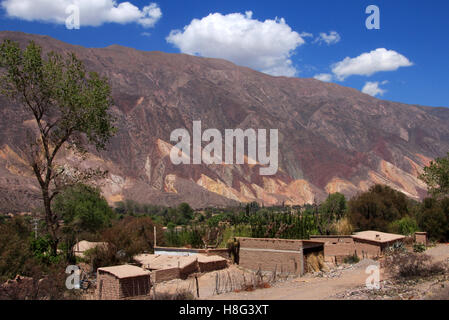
[[1, 31, 448, 212]]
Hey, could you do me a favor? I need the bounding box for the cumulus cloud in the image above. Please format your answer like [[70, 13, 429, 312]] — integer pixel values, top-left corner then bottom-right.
[[314, 73, 333, 82], [314, 31, 341, 45], [166, 11, 306, 77], [362, 81, 388, 97], [332, 48, 413, 80], [1, 0, 162, 28]]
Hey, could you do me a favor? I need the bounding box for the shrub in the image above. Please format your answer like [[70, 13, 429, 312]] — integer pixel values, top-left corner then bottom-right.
[[348, 184, 410, 232], [330, 217, 354, 235], [385, 241, 406, 255], [384, 252, 447, 279], [417, 198, 449, 242], [389, 216, 419, 236], [152, 289, 195, 300], [413, 243, 427, 253], [344, 253, 360, 264]]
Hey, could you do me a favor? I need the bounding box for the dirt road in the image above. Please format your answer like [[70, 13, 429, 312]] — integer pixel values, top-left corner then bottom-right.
[[209, 261, 378, 300], [208, 244, 449, 300]]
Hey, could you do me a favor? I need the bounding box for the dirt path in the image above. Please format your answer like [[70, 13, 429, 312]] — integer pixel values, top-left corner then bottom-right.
[[208, 244, 449, 300], [208, 262, 377, 300], [150, 244, 449, 300]]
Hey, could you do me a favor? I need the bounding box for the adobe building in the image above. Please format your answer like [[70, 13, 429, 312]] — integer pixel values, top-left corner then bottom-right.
[[134, 254, 199, 283], [237, 237, 324, 276], [134, 253, 229, 283], [311, 230, 406, 263], [415, 232, 428, 246], [96, 265, 151, 300]]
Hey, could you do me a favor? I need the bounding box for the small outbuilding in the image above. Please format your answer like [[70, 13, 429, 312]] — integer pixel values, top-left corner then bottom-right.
[[134, 254, 199, 283], [311, 230, 406, 263], [96, 265, 151, 300], [415, 232, 428, 246]]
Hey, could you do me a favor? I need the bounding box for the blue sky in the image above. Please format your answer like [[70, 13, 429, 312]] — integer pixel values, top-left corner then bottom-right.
[[0, 0, 448, 108]]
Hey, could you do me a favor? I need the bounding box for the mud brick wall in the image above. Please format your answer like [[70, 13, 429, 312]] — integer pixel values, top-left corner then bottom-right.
[[354, 240, 382, 259], [415, 232, 428, 246], [239, 238, 304, 251], [198, 260, 228, 273], [180, 261, 199, 279], [238, 238, 304, 275], [97, 272, 151, 300], [310, 236, 357, 263], [119, 276, 151, 299], [96, 273, 120, 300], [152, 268, 181, 283], [206, 249, 230, 260], [240, 249, 302, 274]]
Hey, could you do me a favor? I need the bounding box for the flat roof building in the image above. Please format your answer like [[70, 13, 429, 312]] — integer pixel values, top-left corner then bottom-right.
[[96, 265, 151, 300]]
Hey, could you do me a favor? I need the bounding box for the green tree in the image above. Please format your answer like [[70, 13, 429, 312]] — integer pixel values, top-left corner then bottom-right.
[[348, 185, 409, 232], [320, 193, 347, 220], [319, 193, 348, 234], [420, 153, 449, 199], [0, 40, 116, 256], [417, 198, 449, 242], [178, 203, 194, 220], [53, 183, 115, 234], [388, 216, 419, 236]]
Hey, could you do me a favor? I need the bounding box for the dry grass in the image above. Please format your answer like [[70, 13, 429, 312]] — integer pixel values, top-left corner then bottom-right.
[[306, 252, 328, 272], [331, 217, 354, 236], [152, 288, 196, 300], [384, 252, 447, 280]]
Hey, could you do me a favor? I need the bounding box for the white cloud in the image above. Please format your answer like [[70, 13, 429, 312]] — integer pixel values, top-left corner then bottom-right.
[[314, 73, 333, 82], [314, 31, 341, 45], [362, 81, 388, 97], [166, 11, 306, 77], [332, 48, 413, 80], [1, 0, 162, 28], [299, 32, 314, 38]]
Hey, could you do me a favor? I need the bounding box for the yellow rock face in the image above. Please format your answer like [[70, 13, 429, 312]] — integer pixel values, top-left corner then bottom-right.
[[164, 175, 178, 193]]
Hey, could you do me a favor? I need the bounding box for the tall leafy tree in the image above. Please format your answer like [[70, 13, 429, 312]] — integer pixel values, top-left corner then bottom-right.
[[53, 183, 115, 234], [348, 184, 409, 232], [419, 152, 449, 199], [0, 40, 116, 255]]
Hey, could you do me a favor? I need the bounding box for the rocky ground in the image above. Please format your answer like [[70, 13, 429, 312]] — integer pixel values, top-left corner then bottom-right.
[[334, 276, 449, 300]]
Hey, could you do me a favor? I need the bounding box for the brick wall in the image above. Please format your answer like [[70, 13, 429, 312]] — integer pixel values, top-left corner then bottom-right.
[[415, 232, 428, 246], [180, 260, 199, 279], [152, 268, 180, 283], [238, 238, 304, 275], [96, 271, 151, 300], [206, 249, 229, 260], [238, 237, 304, 251], [354, 240, 382, 259], [239, 249, 302, 274], [96, 272, 120, 300], [310, 236, 357, 263], [198, 260, 228, 273], [119, 276, 151, 298]]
